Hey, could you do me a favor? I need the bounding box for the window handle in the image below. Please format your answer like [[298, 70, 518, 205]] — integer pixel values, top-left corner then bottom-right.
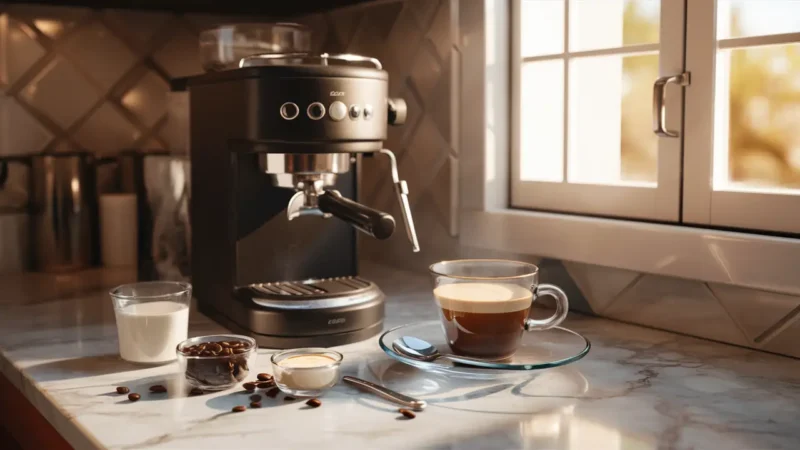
[[652, 72, 690, 138]]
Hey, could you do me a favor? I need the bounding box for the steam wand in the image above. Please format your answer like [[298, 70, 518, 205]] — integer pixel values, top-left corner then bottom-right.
[[379, 149, 420, 253]]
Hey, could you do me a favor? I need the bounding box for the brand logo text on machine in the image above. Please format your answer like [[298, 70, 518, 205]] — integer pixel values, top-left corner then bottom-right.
[[330, 91, 345, 96], [328, 318, 346, 325]]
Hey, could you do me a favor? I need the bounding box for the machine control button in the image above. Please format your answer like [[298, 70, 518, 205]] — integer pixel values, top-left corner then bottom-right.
[[329, 101, 347, 121], [363, 104, 374, 120], [280, 102, 299, 120], [307, 102, 326, 120], [349, 104, 361, 119]]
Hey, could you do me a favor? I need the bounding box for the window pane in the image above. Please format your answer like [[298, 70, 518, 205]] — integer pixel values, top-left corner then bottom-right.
[[568, 54, 658, 185], [520, 60, 564, 182], [714, 44, 800, 191], [717, 0, 800, 40], [569, 0, 659, 52], [521, 0, 564, 57]]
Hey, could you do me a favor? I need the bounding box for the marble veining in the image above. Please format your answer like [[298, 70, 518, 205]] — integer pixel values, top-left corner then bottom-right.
[[1, 265, 799, 449]]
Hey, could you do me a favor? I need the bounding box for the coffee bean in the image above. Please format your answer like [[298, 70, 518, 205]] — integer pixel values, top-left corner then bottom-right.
[[242, 382, 256, 391], [128, 393, 141, 402], [257, 382, 273, 389], [256, 373, 272, 382], [189, 388, 204, 396], [399, 409, 416, 419], [249, 394, 262, 402], [250, 401, 262, 408], [232, 405, 246, 413], [149, 385, 167, 393], [305, 398, 321, 408], [221, 348, 232, 356], [266, 387, 280, 398], [210, 343, 223, 353], [284, 395, 296, 401], [115, 386, 129, 394], [233, 348, 247, 354]]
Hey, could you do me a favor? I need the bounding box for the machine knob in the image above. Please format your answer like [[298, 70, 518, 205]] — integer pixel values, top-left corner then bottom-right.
[[307, 102, 326, 120], [280, 102, 299, 120], [329, 101, 347, 121], [363, 104, 374, 120], [388, 98, 407, 126]]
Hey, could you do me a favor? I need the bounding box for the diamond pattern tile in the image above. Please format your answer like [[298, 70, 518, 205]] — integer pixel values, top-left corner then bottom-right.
[[709, 283, 800, 343], [20, 55, 99, 129], [408, 0, 440, 29], [762, 312, 800, 358], [327, 7, 364, 49], [74, 102, 140, 152], [563, 262, 641, 314], [9, 4, 90, 39], [383, 4, 425, 81], [409, 43, 442, 101], [152, 25, 202, 78], [604, 275, 750, 346], [103, 9, 171, 54], [62, 21, 137, 91], [0, 18, 46, 88], [120, 70, 168, 127], [426, 0, 451, 62], [346, 2, 403, 61], [0, 97, 52, 155]]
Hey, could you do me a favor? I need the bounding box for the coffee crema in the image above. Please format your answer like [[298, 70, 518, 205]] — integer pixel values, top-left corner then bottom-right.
[[434, 283, 533, 358]]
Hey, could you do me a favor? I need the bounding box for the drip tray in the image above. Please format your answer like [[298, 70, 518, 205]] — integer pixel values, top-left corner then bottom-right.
[[241, 276, 382, 311]]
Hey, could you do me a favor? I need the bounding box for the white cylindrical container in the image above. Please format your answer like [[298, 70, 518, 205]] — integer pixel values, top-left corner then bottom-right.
[[100, 193, 137, 267]]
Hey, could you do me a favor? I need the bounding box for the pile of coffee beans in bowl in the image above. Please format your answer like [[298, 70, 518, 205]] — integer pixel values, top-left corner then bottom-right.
[[176, 335, 257, 391]]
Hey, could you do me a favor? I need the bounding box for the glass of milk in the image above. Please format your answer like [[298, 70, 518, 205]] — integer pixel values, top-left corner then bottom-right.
[[110, 281, 192, 364]]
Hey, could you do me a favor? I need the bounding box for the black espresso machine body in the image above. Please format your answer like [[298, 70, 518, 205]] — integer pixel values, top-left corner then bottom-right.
[[187, 56, 418, 348]]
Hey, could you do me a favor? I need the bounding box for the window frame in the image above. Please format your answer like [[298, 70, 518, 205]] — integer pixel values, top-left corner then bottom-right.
[[683, 0, 800, 234], [509, 0, 686, 222], [459, 0, 800, 295]]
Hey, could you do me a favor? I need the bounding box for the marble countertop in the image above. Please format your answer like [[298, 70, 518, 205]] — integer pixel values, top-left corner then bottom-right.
[[1, 265, 800, 450]]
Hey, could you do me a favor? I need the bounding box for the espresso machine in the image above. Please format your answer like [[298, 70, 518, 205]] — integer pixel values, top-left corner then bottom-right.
[[186, 52, 419, 348]]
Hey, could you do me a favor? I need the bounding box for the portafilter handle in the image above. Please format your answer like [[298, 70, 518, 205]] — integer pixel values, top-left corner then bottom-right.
[[378, 149, 420, 252], [318, 190, 396, 240]]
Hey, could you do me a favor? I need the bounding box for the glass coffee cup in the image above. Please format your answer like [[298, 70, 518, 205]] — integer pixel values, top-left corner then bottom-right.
[[429, 259, 569, 359]]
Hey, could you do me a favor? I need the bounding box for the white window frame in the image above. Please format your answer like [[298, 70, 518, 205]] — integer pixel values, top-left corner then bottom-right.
[[459, 0, 800, 295], [510, 0, 685, 221], [683, 0, 800, 234]]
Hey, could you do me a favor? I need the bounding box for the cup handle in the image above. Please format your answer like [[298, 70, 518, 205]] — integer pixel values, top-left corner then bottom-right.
[[524, 283, 569, 331]]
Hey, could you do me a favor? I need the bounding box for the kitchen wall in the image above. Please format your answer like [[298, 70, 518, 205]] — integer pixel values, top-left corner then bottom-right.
[[2, 0, 799, 359]]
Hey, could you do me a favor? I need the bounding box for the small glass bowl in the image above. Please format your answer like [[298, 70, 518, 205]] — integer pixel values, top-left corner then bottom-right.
[[271, 348, 343, 397], [176, 334, 257, 391]]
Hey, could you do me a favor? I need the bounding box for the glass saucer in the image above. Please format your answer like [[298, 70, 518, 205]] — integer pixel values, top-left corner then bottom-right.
[[378, 321, 591, 380]]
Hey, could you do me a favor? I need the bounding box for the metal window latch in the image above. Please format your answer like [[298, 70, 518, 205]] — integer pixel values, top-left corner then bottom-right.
[[653, 72, 690, 138]]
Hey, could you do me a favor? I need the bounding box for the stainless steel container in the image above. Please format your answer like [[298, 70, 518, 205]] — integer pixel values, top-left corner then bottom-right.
[[30, 152, 97, 272]]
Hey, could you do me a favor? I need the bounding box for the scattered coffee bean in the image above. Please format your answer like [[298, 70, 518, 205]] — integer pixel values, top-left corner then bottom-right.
[[249, 394, 262, 402], [115, 386, 130, 394], [257, 373, 273, 382], [266, 387, 280, 398], [242, 382, 256, 392], [179, 339, 253, 355], [189, 388, 204, 396], [257, 382, 273, 389], [128, 393, 141, 402], [399, 409, 416, 419], [149, 385, 167, 393], [305, 398, 322, 408], [232, 405, 246, 413], [250, 401, 262, 408], [284, 395, 296, 401]]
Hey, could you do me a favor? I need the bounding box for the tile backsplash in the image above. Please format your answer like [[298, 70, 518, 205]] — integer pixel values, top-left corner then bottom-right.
[[0, 3, 219, 156], [2, 0, 800, 360]]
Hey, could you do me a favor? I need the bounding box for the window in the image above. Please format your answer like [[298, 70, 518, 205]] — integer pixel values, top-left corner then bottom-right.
[[513, 0, 800, 234], [512, 0, 685, 221], [684, 0, 800, 234]]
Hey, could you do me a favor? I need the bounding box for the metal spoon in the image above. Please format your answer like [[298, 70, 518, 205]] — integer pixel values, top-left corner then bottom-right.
[[392, 336, 503, 369], [342, 376, 427, 411]]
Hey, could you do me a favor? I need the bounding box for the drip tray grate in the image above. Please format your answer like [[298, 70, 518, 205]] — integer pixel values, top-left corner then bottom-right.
[[248, 276, 373, 299]]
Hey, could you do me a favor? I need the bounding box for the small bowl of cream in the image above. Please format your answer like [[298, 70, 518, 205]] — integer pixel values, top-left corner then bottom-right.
[[271, 348, 343, 397]]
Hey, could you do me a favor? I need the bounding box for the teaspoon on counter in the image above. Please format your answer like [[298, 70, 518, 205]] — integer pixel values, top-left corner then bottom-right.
[[392, 336, 504, 369], [342, 376, 427, 411]]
